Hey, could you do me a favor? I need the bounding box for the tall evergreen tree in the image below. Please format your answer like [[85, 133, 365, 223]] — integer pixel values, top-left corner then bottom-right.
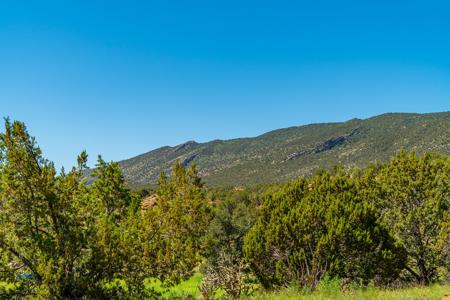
[[0, 120, 212, 298]]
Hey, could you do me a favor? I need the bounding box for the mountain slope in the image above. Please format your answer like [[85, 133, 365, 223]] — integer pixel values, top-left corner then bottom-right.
[[118, 112, 450, 187]]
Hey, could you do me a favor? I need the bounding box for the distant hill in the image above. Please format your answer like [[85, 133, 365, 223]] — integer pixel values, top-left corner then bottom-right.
[[118, 112, 450, 187]]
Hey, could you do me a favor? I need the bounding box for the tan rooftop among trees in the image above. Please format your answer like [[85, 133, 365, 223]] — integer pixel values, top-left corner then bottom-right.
[[141, 194, 158, 210]]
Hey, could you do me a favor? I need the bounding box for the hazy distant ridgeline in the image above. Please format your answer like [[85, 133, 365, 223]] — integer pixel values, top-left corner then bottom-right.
[[119, 111, 450, 187]]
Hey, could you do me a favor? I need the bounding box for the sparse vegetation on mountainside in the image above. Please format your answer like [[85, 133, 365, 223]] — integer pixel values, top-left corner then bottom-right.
[[118, 112, 450, 188]]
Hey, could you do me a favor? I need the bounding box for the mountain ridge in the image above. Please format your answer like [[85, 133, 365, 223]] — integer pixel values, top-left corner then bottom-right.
[[117, 111, 450, 188]]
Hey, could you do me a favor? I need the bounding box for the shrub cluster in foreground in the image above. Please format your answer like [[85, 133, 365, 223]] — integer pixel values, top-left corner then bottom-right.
[[244, 152, 450, 290], [0, 120, 211, 298], [0, 119, 448, 299]]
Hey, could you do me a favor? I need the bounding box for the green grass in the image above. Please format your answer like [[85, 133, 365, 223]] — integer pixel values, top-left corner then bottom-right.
[[250, 284, 450, 300], [2, 275, 449, 299], [156, 275, 450, 299], [145, 274, 450, 299], [146, 274, 203, 299]]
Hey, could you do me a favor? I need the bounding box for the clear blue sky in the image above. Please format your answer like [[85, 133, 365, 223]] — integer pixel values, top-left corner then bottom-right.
[[1, 0, 449, 169]]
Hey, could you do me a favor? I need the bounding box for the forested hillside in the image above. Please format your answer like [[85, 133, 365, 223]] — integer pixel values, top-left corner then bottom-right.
[[119, 111, 450, 187]]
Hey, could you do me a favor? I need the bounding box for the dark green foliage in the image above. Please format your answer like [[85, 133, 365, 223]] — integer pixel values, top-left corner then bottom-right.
[[205, 188, 257, 266], [139, 161, 212, 284], [1, 118, 449, 298], [0, 119, 97, 298], [374, 152, 450, 284], [0, 120, 212, 298], [201, 188, 258, 298], [244, 170, 407, 289]]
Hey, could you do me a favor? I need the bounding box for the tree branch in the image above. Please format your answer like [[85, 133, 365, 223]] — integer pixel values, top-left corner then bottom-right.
[[0, 241, 42, 282]]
